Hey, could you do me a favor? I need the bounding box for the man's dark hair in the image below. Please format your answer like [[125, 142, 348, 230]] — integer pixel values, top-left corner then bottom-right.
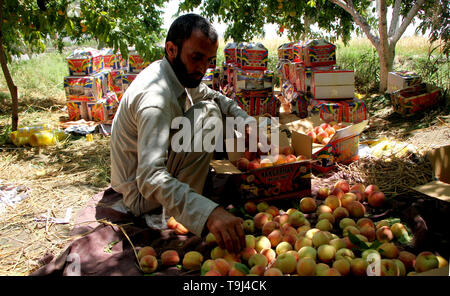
[[165, 13, 218, 57]]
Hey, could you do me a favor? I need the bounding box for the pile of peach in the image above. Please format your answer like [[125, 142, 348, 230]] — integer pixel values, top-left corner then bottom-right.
[[237, 146, 308, 172], [137, 180, 448, 276], [306, 122, 345, 145]]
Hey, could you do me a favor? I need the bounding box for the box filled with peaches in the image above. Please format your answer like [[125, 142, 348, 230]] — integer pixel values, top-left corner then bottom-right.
[[208, 120, 313, 203]]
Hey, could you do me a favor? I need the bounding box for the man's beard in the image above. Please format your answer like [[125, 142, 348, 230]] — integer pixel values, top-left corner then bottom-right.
[[171, 52, 204, 88]]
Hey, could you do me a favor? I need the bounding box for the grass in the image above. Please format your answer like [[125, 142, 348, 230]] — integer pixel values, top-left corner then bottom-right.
[[0, 35, 448, 275]]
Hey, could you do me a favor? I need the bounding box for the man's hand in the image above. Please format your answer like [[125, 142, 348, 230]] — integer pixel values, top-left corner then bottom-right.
[[206, 206, 245, 254]]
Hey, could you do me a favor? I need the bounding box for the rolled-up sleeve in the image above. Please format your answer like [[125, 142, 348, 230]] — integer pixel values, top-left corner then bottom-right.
[[135, 106, 218, 236]]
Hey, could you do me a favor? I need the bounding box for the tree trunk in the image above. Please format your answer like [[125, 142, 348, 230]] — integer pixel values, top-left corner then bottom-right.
[[378, 44, 395, 93], [0, 0, 19, 131]]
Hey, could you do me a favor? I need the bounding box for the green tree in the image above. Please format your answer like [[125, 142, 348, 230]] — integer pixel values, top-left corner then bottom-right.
[[0, 0, 167, 131], [178, 0, 448, 92]]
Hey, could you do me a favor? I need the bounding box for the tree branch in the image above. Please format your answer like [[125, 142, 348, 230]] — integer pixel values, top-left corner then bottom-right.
[[388, 0, 401, 37], [329, 0, 379, 48], [391, 0, 426, 44]]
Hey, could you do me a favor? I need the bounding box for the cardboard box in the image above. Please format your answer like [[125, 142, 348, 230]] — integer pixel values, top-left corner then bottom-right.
[[64, 72, 107, 102], [301, 39, 336, 67], [295, 65, 336, 95], [66, 101, 89, 121], [224, 42, 238, 64], [387, 71, 422, 93], [202, 67, 221, 90], [277, 41, 295, 61], [122, 73, 139, 91], [110, 69, 124, 93], [67, 49, 104, 76], [241, 42, 268, 70], [311, 69, 355, 99], [128, 52, 150, 73], [284, 114, 368, 173], [292, 41, 304, 62], [291, 93, 310, 119], [308, 98, 368, 123], [87, 92, 120, 122], [209, 125, 312, 203], [236, 42, 247, 69], [234, 89, 279, 116], [390, 83, 442, 116]]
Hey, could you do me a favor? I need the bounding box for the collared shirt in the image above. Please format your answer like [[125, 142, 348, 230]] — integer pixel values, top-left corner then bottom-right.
[[110, 57, 254, 236]]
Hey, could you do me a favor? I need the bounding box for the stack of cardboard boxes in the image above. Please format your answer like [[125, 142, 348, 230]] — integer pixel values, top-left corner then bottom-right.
[[221, 42, 279, 116], [201, 57, 221, 91], [64, 48, 159, 122], [277, 39, 368, 124]]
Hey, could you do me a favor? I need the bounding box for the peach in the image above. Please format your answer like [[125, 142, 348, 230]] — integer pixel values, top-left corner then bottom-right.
[[296, 257, 316, 276], [334, 180, 350, 193], [228, 262, 249, 276], [350, 258, 368, 276], [351, 190, 365, 202], [247, 159, 261, 170], [339, 217, 357, 230], [214, 258, 231, 276], [315, 263, 331, 276], [237, 157, 249, 171], [376, 226, 394, 242], [137, 246, 156, 261], [376, 220, 390, 230], [161, 250, 180, 266], [316, 131, 328, 143], [255, 236, 271, 253], [248, 253, 268, 268], [335, 248, 356, 261], [245, 234, 256, 249], [262, 221, 279, 236], [368, 191, 386, 208], [264, 267, 283, 276], [281, 224, 298, 237], [333, 206, 349, 220], [321, 137, 331, 145], [316, 204, 333, 215], [210, 246, 226, 259], [437, 255, 449, 268], [317, 244, 336, 263], [182, 251, 203, 270], [391, 222, 409, 240], [307, 130, 317, 143], [285, 154, 297, 163], [317, 187, 330, 199], [204, 270, 221, 276], [329, 238, 347, 250], [282, 233, 297, 246], [275, 241, 293, 255], [316, 219, 333, 232], [297, 225, 311, 234], [294, 237, 313, 251], [201, 259, 216, 274], [364, 184, 379, 199], [393, 259, 406, 276], [287, 210, 306, 227], [240, 247, 257, 262], [286, 250, 300, 262], [362, 249, 381, 263], [377, 242, 399, 259], [140, 255, 158, 273], [244, 201, 257, 215], [266, 205, 280, 217], [223, 251, 241, 264], [297, 246, 317, 260], [359, 225, 376, 241], [398, 251, 416, 271], [312, 231, 332, 248], [314, 126, 324, 135], [350, 183, 365, 193], [256, 201, 269, 212], [277, 213, 289, 226], [175, 222, 189, 235], [324, 195, 341, 211], [243, 219, 255, 234], [205, 232, 217, 246], [333, 258, 351, 276], [167, 216, 178, 229], [341, 193, 358, 209], [299, 197, 317, 213], [323, 268, 341, 276], [249, 265, 265, 276], [330, 187, 345, 199], [296, 154, 308, 161], [305, 228, 321, 240], [415, 251, 439, 273], [260, 248, 277, 263], [347, 201, 366, 218], [325, 126, 336, 137], [357, 218, 375, 229], [380, 259, 399, 276], [254, 212, 271, 229], [320, 122, 331, 130], [267, 229, 283, 248], [281, 146, 294, 156], [274, 253, 297, 274]]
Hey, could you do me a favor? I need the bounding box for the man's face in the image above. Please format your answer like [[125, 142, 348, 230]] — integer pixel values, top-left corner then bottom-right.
[[167, 29, 218, 88]]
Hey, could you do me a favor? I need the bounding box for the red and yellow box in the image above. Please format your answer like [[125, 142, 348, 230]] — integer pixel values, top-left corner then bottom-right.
[[241, 43, 268, 71], [63, 72, 107, 102], [300, 39, 336, 67], [277, 41, 296, 61], [66, 101, 89, 121], [308, 98, 368, 124], [87, 92, 120, 122], [67, 49, 104, 76], [122, 73, 139, 91], [224, 43, 238, 64], [110, 69, 124, 93], [128, 53, 150, 73], [234, 89, 279, 116], [390, 83, 442, 116]]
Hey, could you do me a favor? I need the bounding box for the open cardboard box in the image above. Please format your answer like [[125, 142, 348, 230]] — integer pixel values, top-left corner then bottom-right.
[[208, 116, 312, 203], [282, 113, 369, 173]]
